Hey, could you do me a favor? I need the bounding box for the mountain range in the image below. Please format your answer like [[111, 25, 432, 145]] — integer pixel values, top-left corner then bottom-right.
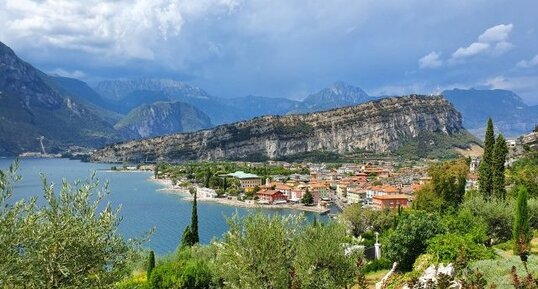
[[92, 95, 473, 163], [1, 40, 537, 156]]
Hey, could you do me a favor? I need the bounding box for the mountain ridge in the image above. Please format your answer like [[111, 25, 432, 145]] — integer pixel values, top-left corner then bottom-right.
[[91, 95, 472, 163]]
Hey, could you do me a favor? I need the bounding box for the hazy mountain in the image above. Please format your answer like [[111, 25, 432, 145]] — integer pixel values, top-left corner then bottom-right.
[[0, 41, 121, 156], [443, 88, 538, 137], [115, 101, 212, 138], [94, 79, 239, 124]]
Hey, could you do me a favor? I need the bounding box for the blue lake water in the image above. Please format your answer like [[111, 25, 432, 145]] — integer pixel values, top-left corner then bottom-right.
[[0, 157, 327, 255]]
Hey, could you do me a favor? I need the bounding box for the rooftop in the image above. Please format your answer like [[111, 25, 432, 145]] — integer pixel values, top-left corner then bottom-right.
[[223, 171, 260, 179]]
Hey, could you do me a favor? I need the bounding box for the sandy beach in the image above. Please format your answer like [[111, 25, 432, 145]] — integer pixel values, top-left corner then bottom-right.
[[149, 176, 331, 214]]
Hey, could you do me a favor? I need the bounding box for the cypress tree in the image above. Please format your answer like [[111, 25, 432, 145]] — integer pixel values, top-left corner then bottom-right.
[[146, 250, 155, 278], [180, 225, 193, 248], [513, 186, 531, 263], [191, 191, 199, 244], [492, 134, 508, 199], [479, 118, 495, 198]]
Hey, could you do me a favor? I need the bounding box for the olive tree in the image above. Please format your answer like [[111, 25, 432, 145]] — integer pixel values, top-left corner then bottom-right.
[[0, 161, 140, 288]]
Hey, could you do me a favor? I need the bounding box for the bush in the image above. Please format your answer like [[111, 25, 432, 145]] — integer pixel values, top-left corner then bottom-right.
[[461, 196, 514, 244], [426, 233, 496, 263], [383, 211, 444, 271], [149, 247, 214, 289], [362, 258, 392, 273]]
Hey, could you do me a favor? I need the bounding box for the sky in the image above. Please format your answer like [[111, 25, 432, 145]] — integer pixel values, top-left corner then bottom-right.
[[1, 0, 537, 104]]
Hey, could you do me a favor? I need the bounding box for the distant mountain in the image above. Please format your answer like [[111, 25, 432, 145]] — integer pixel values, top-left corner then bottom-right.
[[94, 79, 239, 124], [443, 88, 538, 137], [115, 101, 212, 138], [0, 41, 121, 156], [295, 81, 374, 113]]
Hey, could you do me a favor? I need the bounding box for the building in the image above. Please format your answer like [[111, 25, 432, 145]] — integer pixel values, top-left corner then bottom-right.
[[223, 171, 262, 191], [257, 189, 288, 204], [372, 194, 409, 210]]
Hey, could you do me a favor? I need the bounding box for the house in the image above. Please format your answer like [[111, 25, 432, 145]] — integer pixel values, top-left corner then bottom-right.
[[257, 189, 288, 204], [223, 171, 262, 192], [372, 194, 409, 210]]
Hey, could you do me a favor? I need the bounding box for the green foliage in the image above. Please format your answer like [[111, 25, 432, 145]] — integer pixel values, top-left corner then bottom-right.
[[413, 183, 444, 212], [426, 233, 496, 263], [149, 247, 214, 289], [0, 161, 139, 288], [302, 188, 314, 205], [213, 213, 359, 289], [507, 152, 538, 199], [191, 191, 199, 244], [147, 250, 156, 279], [214, 213, 300, 288], [293, 222, 358, 289], [383, 211, 443, 271], [462, 195, 515, 244], [492, 134, 508, 199], [513, 186, 532, 262], [340, 204, 396, 237], [394, 131, 479, 160], [479, 118, 495, 198], [472, 255, 538, 288], [413, 158, 468, 211]]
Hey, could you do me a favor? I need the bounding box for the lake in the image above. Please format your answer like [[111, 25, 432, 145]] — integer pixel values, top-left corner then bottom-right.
[[0, 157, 327, 255]]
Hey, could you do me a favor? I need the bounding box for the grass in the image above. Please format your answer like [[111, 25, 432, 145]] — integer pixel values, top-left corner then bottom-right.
[[351, 270, 389, 289]]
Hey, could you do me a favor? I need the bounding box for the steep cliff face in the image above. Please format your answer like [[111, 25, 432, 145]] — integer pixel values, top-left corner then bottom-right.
[[91, 95, 466, 163]]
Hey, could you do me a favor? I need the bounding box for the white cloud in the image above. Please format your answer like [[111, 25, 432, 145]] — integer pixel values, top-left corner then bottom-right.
[[49, 68, 87, 79], [450, 23, 514, 61], [0, 0, 241, 60], [452, 42, 490, 59], [517, 54, 538, 68], [418, 51, 442, 69], [478, 24, 513, 43]]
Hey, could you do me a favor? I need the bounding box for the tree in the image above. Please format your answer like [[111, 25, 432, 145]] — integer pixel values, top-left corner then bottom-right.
[[492, 134, 508, 199], [414, 159, 468, 211], [479, 118, 495, 198], [181, 190, 200, 248], [214, 213, 299, 288], [383, 211, 443, 271], [191, 191, 199, 244], [302, 188, 314, 205], [147, 250, 156, 278], [293, 222, 358, 289], [0, 162, 137, 288], [513, 186, 532, 263], [181, 225, 194, 248]]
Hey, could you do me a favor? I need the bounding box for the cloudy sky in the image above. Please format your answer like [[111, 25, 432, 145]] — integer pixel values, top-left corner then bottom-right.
[[1, 0, 537, 103]]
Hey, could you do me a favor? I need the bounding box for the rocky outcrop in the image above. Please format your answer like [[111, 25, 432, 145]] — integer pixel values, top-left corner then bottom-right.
[[91, 95, 465, 163]]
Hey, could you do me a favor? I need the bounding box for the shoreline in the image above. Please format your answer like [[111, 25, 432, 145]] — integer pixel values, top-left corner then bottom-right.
[[149, 177, 331, 214]]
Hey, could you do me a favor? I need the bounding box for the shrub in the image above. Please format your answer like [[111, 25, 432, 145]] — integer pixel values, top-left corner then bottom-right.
[[426, 233, 496, 263], [461, 195, 514, 244], [383, 211, 443, 271]]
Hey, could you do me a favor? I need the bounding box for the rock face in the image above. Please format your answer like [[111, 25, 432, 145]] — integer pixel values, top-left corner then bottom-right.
[[92, 95, 465, 163], [0, 41, 121, 155], [115, 101, 212, 138]]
